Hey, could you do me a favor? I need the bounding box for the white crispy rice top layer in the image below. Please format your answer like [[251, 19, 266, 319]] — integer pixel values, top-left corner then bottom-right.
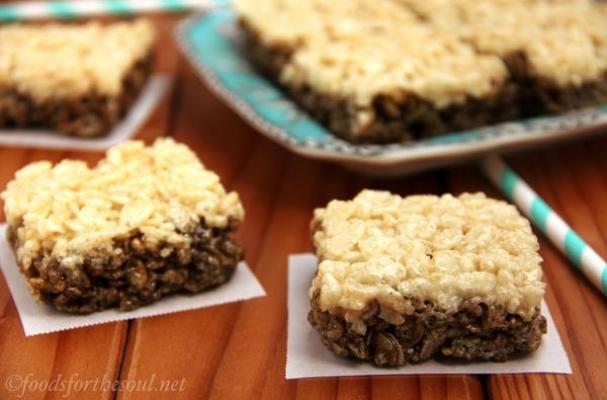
[[311, 190, 545, 327], [1, 139, 244, 271], [400, 0, 607, 87], [0, 19, 154, 102], [235, 0, 508, 108], [236, 0, 607, 105]]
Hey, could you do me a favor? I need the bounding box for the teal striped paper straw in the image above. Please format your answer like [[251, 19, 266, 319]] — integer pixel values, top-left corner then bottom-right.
[[482, 154, 607, 296], [0, 0, 212, 22]]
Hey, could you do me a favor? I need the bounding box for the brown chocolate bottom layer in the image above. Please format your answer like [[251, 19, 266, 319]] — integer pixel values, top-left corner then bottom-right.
[[308, 293, 546, 366], [240, 23, 519, 144], [504, 51, 607, 116], [8, 220, 243, 314], [288, 83, 519, 144], [0, 53, 153, 138]]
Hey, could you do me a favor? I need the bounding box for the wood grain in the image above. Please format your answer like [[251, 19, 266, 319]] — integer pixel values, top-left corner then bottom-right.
[[446, 146, 607, 400], [0, 13, 605, 400]]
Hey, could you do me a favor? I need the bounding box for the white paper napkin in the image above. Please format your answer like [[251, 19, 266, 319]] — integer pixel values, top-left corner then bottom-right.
[[0, 75, 170, 151], [0, 224, 265, 336], [287, 254, 572, 379]]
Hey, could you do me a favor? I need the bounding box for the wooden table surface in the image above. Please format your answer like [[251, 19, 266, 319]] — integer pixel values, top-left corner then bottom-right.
[[1, 15, 607, 400]]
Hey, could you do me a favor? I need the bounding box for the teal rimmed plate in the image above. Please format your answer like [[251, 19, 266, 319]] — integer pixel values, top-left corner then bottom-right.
[[175, 7, 607, 176]]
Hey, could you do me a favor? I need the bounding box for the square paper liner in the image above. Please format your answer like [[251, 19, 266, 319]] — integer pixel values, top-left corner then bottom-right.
[[287, 254, 572, 379], [0, 75, 170, 151], [0, 224, 265, 336]]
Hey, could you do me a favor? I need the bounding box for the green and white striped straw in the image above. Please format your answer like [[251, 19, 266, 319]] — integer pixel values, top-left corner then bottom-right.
[[0, 0, 214, 22], [482, 154, 607, 296]]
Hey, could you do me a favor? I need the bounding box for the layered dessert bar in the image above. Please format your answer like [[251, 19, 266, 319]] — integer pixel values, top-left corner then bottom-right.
[[1, 139, 244, 313], [0, 19, 155, 137], [235, 0, 516, 143], [308, 190, 546, 366], [402, 0, 607, 115], [236, 0, 607, 143]]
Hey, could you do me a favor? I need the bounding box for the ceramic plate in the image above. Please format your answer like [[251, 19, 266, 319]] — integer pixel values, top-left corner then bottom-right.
[[175, 7, 607, 176]]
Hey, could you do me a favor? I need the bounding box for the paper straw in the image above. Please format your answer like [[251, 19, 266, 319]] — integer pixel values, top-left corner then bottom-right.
[[0, 0, 214, 21], [482, 154, 607, 296]]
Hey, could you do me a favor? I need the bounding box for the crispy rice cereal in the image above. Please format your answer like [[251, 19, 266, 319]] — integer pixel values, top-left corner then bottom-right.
[[238, 0, 607, 91], [236, 0, 509, 108], [399, 0, 607, 86], [237, 0, 607, 143], [2, 138, 244, 272], [311, 190, 545, 324], [0, 19, 154, 102]]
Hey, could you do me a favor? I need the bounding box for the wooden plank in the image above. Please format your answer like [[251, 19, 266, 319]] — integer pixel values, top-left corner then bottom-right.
[[446, 137, 607, 400], [0, 15, 179, 400]]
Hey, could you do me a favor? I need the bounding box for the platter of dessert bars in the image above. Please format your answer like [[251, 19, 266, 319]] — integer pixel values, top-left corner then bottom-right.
[[176, 0, 607, 175]]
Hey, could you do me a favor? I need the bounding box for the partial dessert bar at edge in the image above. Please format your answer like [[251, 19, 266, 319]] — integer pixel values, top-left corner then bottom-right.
[[1, 139, 245, 313], [235, 0, 607, 144], [0, 19, 155, 137], [308, 190, 547, 366]]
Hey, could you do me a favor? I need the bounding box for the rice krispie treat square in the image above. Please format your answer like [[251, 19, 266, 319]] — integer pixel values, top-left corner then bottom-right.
[[0, 19, 155, 137], [401, 0, 607, 115], [235, 0, 516, 143], [1, 139, 245, 314], [309, 190, 546, 366]]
